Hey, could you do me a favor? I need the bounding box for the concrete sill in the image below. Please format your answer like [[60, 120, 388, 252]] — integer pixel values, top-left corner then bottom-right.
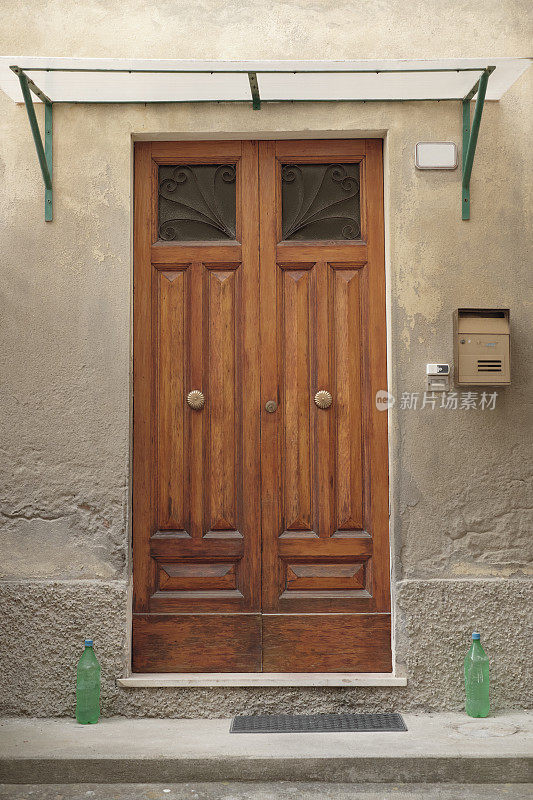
[[117, 673, 408, 688]]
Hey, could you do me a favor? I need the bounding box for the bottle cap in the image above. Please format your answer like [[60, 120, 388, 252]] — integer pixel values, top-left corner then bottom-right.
[[84, 639, 93, 647], [472, 631, 480, 640]]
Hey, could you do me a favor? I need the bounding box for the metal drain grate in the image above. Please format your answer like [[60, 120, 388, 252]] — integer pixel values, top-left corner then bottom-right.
[[230, 712, 407, 733]]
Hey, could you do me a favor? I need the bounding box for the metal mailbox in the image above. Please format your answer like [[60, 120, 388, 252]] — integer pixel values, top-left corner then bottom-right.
[[454, 308, 510, 386]]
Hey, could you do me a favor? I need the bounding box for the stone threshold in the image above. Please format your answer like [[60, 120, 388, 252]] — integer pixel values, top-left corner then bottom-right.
[[117, 672, 408, 688]]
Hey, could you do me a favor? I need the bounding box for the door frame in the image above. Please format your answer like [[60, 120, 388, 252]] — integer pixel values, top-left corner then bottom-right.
[[128, 133, 398, 680]]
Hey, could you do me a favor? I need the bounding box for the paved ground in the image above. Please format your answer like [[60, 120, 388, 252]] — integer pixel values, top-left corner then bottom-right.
[[0, 785, 531, 800]]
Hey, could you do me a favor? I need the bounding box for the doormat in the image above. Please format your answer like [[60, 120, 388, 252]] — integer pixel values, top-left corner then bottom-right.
[[230, 712, 407, 733]]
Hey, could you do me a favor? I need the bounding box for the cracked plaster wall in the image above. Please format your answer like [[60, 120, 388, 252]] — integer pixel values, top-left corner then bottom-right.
[[0, 1, 531, 715]]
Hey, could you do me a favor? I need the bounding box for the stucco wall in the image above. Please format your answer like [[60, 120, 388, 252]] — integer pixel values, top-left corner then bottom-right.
[[0, 1, 531, 716]]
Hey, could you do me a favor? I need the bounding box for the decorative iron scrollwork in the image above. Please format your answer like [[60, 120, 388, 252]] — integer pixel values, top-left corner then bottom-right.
[[281, 163, 360, 241], [158, 164, 236, 241]]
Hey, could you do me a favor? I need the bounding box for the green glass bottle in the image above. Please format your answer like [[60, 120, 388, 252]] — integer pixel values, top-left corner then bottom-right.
[[464, 631, 489, 718], [76, 639, 101, 724]]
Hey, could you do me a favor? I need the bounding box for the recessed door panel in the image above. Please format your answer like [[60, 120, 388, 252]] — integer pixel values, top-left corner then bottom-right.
[[157, 269, 187, 532], [280, 267, 313, 533], [207, 267, 240, 533]]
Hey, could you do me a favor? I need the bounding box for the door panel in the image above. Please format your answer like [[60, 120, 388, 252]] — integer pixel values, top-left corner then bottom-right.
[[133, 141, 261, 672], [133, 139, 390, 673], [277, 261, 364, 541], [157, 269, 186, 532], [280, 266, 313, 533], [133, 614, 262, 672], [259, 140, 390, 668], [262, 614, 392, 672]]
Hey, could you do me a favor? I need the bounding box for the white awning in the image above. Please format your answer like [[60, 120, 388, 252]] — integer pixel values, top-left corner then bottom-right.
[[0, 57, 530, 104], [4, 57, 530, 223]]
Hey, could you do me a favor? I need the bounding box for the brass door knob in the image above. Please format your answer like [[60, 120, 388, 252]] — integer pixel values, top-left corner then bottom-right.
[[187, 390, 205, 410], [314, 390, 332, 409], [265, 400, 277, 413]]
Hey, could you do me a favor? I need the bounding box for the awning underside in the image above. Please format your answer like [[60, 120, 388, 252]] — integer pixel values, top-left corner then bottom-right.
[[0, 57, 530, 103]]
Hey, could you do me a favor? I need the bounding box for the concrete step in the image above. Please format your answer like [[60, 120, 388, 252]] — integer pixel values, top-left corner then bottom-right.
[[2, 784, 533, 800], [0, 713, 532, 784]]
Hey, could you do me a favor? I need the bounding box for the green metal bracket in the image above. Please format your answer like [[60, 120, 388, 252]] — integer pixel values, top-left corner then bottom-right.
[[461, 67, 494, 220], [247, 72, 261, 110], [12, 67, 53, 221], [462, 99, 471, 218], [43, 102, 53, 220]]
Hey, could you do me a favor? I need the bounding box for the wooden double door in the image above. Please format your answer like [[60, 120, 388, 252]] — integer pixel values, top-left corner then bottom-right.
[[133, 139, 390, 673]]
